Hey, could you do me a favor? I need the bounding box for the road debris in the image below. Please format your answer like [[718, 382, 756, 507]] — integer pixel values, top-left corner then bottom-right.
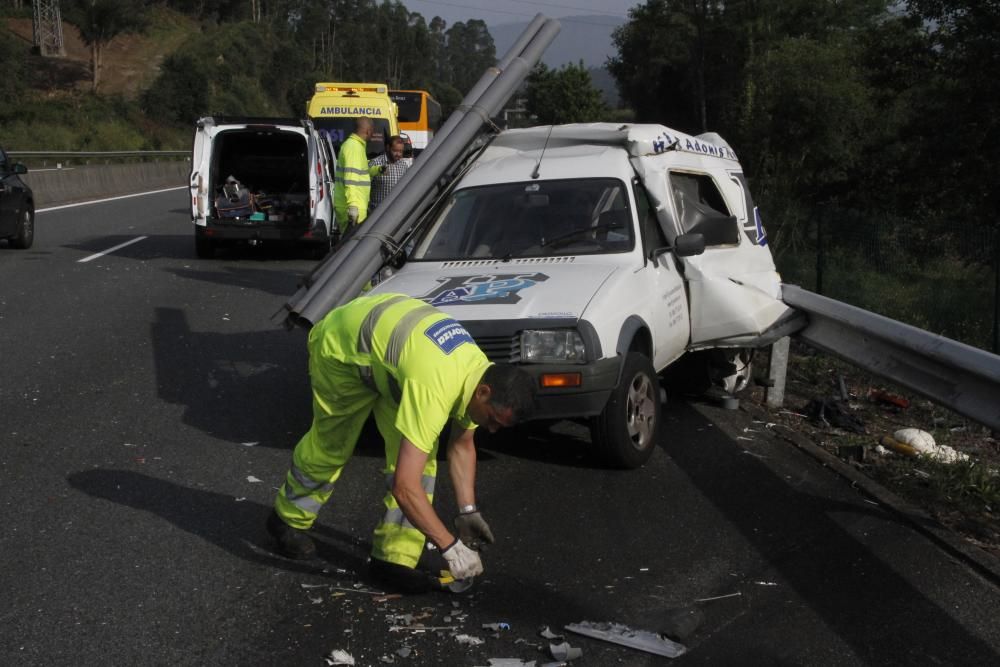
[[549, 641, 582, 661], [694, 591, 742, 603], [806, 398, 866, 434], [892, 427, 970, 463], [456, 634, 485, 646], [324, 649, 355, 666], [565, 621, 686, 658], [869, 388, 910, 410], [539, 626, 563, 640], [246, 475, 263, 483], [483, 622, 511, 632], [475, 660, 537, 667], [389, 625, 459, 633]]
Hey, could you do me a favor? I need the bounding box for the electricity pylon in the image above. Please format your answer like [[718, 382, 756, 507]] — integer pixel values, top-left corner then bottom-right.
[[32, 0, 66, 57]]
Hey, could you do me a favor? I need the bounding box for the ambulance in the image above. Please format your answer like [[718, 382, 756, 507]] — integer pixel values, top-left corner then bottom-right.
[[307, 82, 400, 158], [370, 123, 799, 468]]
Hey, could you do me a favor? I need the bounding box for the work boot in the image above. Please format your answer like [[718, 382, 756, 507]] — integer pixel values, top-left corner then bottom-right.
[[367, 557, 440, 594], [266, 511, 316, 560]]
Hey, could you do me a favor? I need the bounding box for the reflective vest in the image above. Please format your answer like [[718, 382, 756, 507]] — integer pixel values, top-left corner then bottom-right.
[[334, 133, 380, 232], [309, 293, 492, 453]]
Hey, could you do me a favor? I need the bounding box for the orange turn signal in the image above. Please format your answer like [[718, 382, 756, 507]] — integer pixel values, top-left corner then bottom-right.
[[540, 373, 582, 388]]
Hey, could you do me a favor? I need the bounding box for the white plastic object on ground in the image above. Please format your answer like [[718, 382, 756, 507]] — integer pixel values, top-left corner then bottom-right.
[[325, 649, 355, 666], [894, 428, 969, 463], [565, 620, 686, 658], [549, 641, 583, 661]]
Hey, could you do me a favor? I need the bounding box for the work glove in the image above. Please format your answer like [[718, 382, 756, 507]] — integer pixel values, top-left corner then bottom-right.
[[347, 205, 359, 225], [454, 509, 495, 550], [442, 539, 483, 580]]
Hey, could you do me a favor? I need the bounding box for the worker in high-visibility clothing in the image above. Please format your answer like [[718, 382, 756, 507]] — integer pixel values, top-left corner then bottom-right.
[[334, 116, 384, 235], [267, 293, 536, 593]]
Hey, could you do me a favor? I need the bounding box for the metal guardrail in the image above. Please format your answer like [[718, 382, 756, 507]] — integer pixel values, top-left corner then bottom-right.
[[782, 284, 1000, 432], [9, 150, 188, 158]]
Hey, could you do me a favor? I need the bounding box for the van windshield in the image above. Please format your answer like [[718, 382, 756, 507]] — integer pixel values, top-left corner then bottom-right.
[[313, 118, 391, 159], [410, 178, 635, 261]]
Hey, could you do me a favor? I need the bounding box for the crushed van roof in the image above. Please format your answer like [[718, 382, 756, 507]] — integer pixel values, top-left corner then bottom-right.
[[491, 123, 739, 162]]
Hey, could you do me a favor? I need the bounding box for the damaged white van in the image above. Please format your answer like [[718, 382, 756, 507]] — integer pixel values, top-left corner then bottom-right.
[[189, 116, 335, 258], [371, 123, 798, 468]]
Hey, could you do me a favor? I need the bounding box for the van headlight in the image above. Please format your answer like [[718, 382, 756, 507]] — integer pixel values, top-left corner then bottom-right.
[[520, 329, 587, 363]]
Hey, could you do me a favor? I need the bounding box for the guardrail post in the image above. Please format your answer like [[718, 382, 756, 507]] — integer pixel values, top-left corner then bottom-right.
[[765, 337, 791, 409]]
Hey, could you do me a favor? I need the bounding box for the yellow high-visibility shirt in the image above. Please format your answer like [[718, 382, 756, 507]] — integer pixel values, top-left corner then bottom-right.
[[309, 293, 491, 453]]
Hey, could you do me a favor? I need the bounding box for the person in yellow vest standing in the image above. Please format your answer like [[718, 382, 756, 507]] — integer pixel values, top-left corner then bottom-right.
[[334, 116, 384, 236], [267, 293, 537, 593]]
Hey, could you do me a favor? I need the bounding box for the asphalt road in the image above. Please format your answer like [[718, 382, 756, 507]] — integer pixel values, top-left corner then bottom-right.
[[2, 190, 1000, 666]]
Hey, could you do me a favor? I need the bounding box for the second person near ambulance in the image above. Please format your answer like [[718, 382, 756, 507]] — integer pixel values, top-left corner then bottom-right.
[[334, 116, 384, 234], [269, 293, 537, 590], [368, 135, 411, 212]]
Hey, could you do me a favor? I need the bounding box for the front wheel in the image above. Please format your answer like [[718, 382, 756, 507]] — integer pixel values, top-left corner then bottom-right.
[[10, 207, 34, 249], [590, 352, 662, 469]]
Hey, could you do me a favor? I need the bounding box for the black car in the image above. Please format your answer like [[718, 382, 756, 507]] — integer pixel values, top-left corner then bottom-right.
[[0, 147, 34, 249]]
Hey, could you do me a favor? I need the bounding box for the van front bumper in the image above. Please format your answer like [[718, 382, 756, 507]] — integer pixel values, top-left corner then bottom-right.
[[516, 357, 620, 420]]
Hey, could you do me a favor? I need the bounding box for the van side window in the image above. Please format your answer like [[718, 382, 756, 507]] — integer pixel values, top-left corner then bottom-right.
[[669, 172, 739, 246], [633, 182, 668, 252]]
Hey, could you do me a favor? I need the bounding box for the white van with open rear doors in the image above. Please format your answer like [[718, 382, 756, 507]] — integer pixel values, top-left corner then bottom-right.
[[189, 116, 335, 258]]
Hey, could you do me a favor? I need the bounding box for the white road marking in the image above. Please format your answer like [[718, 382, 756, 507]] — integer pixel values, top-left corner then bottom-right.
[[77, 236, 148, 263], [37, 185, 187, 213]]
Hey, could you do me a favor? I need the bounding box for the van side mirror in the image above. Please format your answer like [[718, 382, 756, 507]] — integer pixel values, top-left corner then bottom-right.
[[652, 232, 705, 259], [673, 232, 705, 257], [13, 163, 28, 175]]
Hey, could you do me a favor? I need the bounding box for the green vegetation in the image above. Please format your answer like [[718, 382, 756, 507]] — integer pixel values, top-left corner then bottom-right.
[[609, 0, 1000, 350]]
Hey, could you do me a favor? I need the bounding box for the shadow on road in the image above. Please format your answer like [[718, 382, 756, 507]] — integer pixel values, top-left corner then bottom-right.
[[151, 306, 312, 448], [666, 401, 1000, 664], [67, 469, 370, 575]]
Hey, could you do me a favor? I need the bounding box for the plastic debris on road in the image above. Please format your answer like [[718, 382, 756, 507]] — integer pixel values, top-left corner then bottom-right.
[[483, 622, 511, 632], [324, 649, 355, 666], [565, 620, 687, 658], [539, 626, 563, 640], [455, 634, 485, 646], [474, 660, 537, 667], [549, 641, 582, 661], [246, 475, 263, 483]]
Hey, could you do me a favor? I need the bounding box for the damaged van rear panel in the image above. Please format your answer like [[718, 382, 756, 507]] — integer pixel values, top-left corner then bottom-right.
[[189, 116, 334, 258]]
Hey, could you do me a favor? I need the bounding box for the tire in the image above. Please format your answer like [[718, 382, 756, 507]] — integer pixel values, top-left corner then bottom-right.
[[195, 234, 214, 259], [590, 351, 662, 469], [10, 207, 34, 249], [711, 349, 753, 395]]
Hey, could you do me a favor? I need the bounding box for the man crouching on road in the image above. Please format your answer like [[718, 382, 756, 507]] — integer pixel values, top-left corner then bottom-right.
[[267, 293, 536, 593]]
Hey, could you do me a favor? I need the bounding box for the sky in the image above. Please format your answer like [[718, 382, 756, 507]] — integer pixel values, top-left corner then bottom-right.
[[400, 0, 641, 27]]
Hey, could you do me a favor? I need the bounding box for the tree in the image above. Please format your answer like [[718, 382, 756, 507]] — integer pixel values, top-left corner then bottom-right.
[[65, 0, 146, 93], [525, 62, 608, 124], [444, 20, 496, 95]]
